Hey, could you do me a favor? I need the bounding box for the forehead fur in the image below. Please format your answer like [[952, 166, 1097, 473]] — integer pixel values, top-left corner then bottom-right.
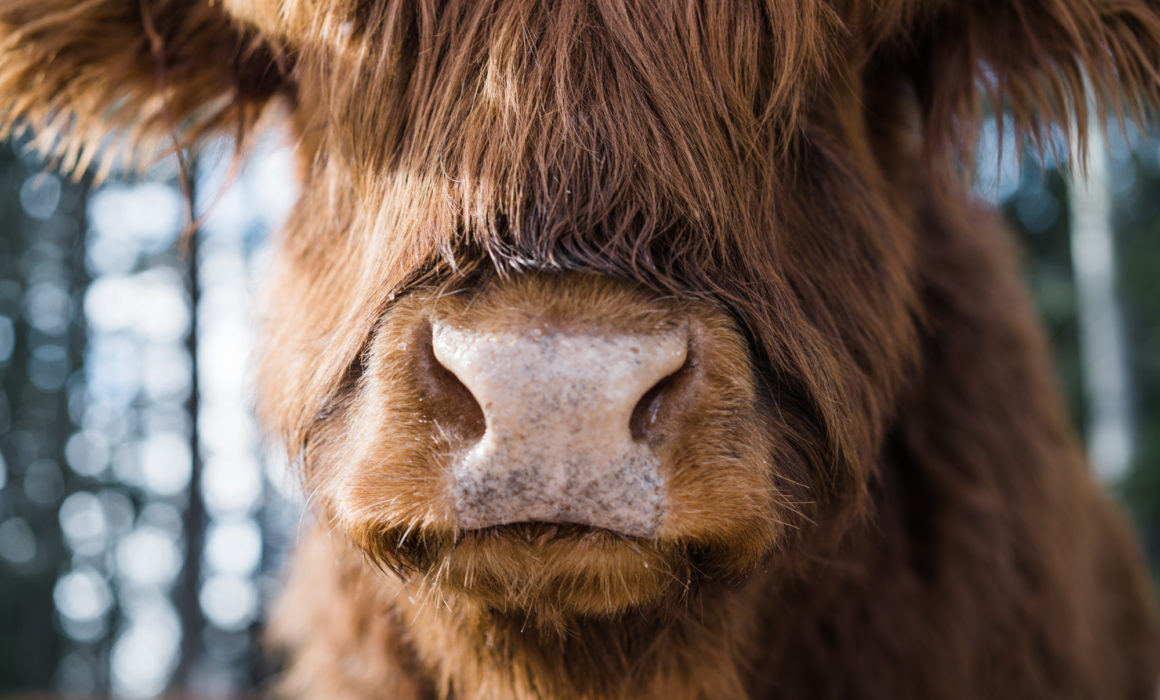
[[220, 0, 1160, 282], [267, 0, 844, 284]]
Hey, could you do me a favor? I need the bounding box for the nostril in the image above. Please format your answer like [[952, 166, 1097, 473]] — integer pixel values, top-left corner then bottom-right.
[[415, 323, 486, 442], [629, 361, 688, 443]]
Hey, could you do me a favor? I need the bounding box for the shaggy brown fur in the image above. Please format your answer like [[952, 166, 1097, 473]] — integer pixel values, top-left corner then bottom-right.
[[3, 1, 1160, 698]]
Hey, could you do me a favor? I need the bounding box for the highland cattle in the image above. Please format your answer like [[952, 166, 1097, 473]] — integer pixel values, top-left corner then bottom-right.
[[2, 1, 1160, 698]]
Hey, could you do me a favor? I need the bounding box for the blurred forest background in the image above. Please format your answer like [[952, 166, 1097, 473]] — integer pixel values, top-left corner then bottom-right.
[[0, 118, 1157, 698]]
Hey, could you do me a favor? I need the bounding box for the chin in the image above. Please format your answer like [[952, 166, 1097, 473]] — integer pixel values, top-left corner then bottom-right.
[[425, 524, 684, 617], [340, 512, 786, 628]]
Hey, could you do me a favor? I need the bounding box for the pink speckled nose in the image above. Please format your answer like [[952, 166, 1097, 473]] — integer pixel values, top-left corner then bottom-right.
[[430, 321, 688, 537]]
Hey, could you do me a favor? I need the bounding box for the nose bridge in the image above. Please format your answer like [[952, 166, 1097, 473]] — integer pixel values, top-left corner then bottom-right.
[[431, 320, 688, 537]]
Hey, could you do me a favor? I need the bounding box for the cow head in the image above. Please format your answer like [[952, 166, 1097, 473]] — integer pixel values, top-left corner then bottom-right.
[[3, 0, 1158, 625]]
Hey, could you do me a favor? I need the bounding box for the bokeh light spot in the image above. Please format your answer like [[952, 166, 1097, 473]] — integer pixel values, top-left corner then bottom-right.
[[29, 343, 69, 392], [23, 458, 64, 505], [24, 281, 71, 335], [111, 595, 180, 699], [138, 432, 192, 496], [53, 568, 113, 623], [206, 519, 262, 576], [0, 517, 37, 564], [203, 456, 262, 514], [20, 173, 62, 220], [59, 491, 109, 557], [65, 430, 111, 477], [0, 315, 15, 364], [116, 525, 182, 588], [199, 575, 257, 631]]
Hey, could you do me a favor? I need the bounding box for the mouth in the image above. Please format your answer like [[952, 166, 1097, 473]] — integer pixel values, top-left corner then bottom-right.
[[359, 519, 683, 618], [459, 521, 642, 548]]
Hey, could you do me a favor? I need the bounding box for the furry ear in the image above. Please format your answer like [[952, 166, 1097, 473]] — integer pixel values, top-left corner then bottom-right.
[[0, 0, 289, 175], [865, 0, 1160, 164]]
